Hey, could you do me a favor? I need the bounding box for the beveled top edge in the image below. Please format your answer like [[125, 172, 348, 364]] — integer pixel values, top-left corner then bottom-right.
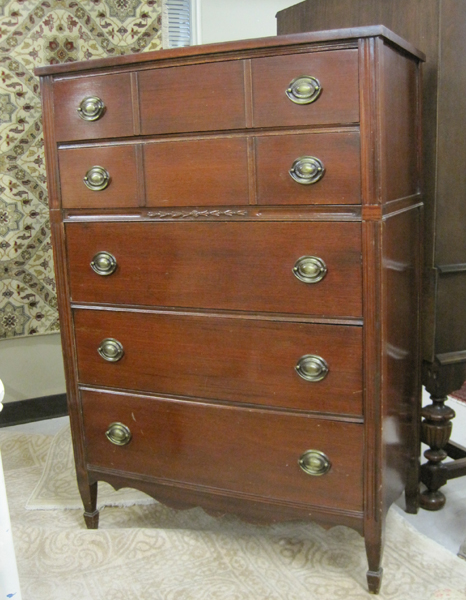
[[34, 25, 425, 77]]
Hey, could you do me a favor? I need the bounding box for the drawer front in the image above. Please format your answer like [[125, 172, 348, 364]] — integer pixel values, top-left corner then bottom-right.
[[252, 50, 359, 128], [139, 61, 246, 135], [74, 309, 363, 415], [144, 138, 249, 207], [53, 73, 133, 142], [66, 221, 362, 318], [81, 389, 364, 512], [59, 145, 139, 209], [256, 132, 361, 205]]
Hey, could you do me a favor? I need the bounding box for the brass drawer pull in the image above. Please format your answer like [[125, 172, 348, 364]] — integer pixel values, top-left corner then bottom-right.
[[77, 96, 105, 121], [98, 338, 124, 362], [293, 256, 327, 284], [286, 76, 322, 105], [83, 166, 110, 191], [106, 422, 132, 446], [289, 156, 325, 185], [90, 251, 117, 276], [296, 354, 329, 382], [298, 450, 331, 476]]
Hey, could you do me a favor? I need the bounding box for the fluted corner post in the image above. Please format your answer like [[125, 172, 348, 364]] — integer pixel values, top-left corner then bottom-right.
[[419, 394, 455, 510]]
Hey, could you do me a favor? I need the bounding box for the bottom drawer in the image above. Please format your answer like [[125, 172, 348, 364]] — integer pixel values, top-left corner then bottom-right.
[[81, 389, 364, 513]]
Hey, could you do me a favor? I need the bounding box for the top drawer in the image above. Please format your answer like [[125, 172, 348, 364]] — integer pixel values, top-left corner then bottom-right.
[[53, 73, 134, 142], [52, 49, 359, 141], [251, 49, 359, 128], [139, 61, 247, 135]]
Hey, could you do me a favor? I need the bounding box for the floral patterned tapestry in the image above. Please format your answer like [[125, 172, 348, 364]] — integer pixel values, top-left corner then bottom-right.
[[0, 0, 163, 338]]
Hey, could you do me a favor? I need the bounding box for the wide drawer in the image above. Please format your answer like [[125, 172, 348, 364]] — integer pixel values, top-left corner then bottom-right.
[[74, 309, 363, 415], [251, 49, 359, 128], [66, 221, 362, 318], [59, 145, 139, 209], [53, 73, 134, 142], [256, 131, 361, 205], [81, 389, 364, 512], [139, 61, 246, 135]]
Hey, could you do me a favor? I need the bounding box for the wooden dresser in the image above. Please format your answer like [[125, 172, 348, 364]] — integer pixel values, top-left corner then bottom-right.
[[36, 27, 424, 593]]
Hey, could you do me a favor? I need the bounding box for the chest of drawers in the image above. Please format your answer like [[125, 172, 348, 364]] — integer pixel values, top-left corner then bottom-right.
[[36, 26, 424, 594]]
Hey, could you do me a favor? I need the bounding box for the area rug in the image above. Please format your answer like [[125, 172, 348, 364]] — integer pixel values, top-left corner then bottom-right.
[[1, 429, 466, 600], [26, 424, 156, 509]]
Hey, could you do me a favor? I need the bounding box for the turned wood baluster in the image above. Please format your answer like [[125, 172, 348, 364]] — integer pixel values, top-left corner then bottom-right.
[[419, 395, 456, 510]]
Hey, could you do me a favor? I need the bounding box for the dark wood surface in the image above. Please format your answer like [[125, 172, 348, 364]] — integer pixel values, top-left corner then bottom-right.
[[251, 49, 359, 127], [144, 137, 249, 206], [276, 0, 466, 512], [139, 61, 246, 135], [255, 131, 361, 204], [65, 221, 363, 317], [37, 26, 423, 593], [74, 309, 363, 415], [81, 388, 364, 511], [59, 144, 139, 208]]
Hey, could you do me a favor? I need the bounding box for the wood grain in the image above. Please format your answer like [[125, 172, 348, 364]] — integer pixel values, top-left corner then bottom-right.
[[74, 308, 363, 415]]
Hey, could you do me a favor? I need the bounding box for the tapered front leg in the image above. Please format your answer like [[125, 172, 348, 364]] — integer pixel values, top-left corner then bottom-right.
[[79, 479, 99, 529]]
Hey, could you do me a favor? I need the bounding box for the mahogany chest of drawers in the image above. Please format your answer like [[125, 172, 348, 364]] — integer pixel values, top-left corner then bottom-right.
[[36, 26, 424, 593]]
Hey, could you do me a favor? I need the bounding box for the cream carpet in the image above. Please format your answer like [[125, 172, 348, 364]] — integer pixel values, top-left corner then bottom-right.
[[1, 427, 466, 600]]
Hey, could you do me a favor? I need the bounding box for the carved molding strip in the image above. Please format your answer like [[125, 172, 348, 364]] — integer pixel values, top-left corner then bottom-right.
[[147, 209, 248, 219]]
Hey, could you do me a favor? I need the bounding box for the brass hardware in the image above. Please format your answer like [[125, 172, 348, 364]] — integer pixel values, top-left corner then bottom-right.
[[298, 450, 331, 476], [295, 354, 329, 382], [286, 76, 322, 104], [289, 156, 325, 185], [77, 96, 105, 121], [83, 166, 110, 191], [98, 338, 124, 362], [90, 252, 117, 276], [293, 256, 327, 284], [90, 251, 117, 276], [105, 422, 132, 446]]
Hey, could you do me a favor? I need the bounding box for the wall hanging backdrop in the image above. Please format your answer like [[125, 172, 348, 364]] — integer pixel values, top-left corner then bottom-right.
[[0, 0, 163, 338]]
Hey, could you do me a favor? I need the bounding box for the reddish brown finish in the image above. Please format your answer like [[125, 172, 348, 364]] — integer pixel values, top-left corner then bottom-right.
[[256, 131, 361, 205], [252, 49, 359, 127], [53, 73, 134, 142], [139, 61, 246, 135], [378, 43, 420, 203], [144, 137, 249, 207], [74, 309, 363, 415], [81, 388, 364, 511], [36, 27, 423, 594], [65, 221, 363, 317], [58, 145, 139, 209]]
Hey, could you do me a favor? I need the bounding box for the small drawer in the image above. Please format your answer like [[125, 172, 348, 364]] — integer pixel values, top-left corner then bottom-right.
[[81, 389, 364, 512], [256, 132, 361, 205], [139, 61, 246, 135], [53, 73, 134, 142], [74, 309, 363, 415], [59, 145, 139, 209], [66, 221, 362, 318], [251, 49, 359, 128], [144, 137, 249, 207]]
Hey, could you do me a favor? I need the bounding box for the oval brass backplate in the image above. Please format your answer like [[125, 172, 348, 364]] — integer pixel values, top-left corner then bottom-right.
[[105, 422, 132, 446], [295, 354, 329, 382], [292, 256, 327, 284], [98, 338, 124, 362], [298, 449, 331, 476], [286, 76, 322, 105], [90, 251, 117, 276], [83, 166, 110, 191], [77, 96, 105, 121], [289, 156, 325, 185]]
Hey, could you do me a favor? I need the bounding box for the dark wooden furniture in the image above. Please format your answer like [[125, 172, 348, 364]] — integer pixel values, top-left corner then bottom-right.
[[277, 0, 466, 512], [36, 27, 424, 593]]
